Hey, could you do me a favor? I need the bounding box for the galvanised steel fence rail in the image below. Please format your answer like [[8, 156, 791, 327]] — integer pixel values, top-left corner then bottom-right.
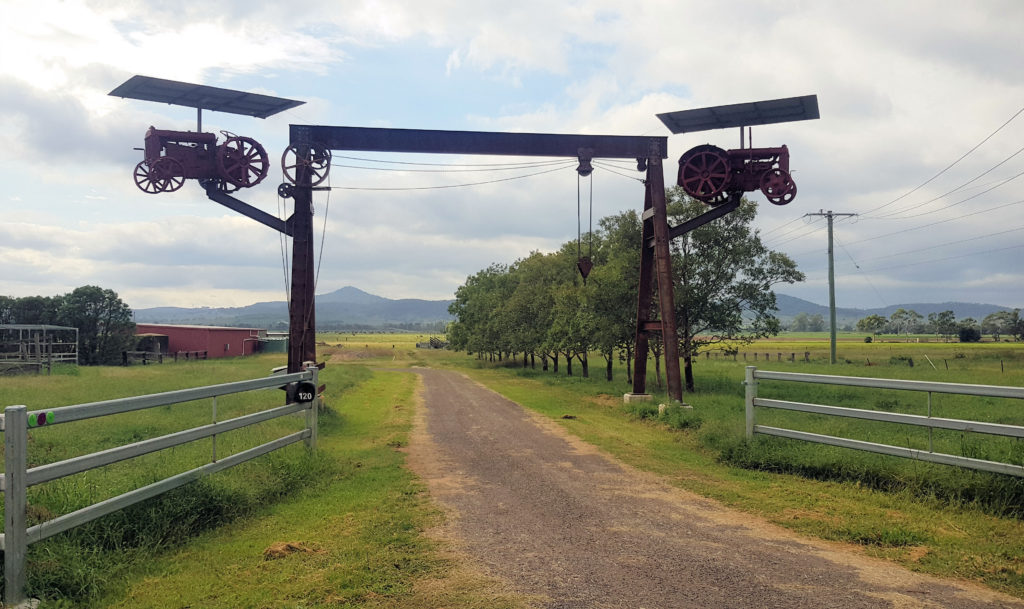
[[1, 365, 320, 608], [744, 366, 1024, 478]]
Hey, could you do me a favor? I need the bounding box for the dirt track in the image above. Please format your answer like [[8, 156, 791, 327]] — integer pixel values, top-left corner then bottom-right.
[[404, 368, 1023, 609]]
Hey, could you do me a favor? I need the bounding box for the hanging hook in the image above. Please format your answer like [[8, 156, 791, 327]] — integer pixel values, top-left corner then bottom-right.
[[576, 147, 594, 177], [575, 162, 595, 284]]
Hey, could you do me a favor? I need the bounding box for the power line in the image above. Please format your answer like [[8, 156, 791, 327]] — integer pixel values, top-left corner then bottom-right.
[[849, 224, 1024, 265], [763, 216, 826, 247], [592, 161, 645, 183], [327, 163, 575, 191], [759, 215, 806, 238], [859, 104, 1024, 217], [860, 242, 1024, 273], [843, 197, 1024, 246], [867, 145, 1024, 219], [834, 236, 888, 308], [866, 166, 1024, 221]]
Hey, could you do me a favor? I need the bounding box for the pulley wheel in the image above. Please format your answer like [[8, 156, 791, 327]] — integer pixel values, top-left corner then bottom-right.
[[281, 144, 332, 186]]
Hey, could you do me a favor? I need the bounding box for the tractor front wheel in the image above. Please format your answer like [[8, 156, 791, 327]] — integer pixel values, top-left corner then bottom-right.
[[218, 136, 269, 188]]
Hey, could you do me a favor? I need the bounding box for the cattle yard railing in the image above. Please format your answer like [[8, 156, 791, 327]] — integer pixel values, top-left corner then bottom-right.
[[744, 366, 1024, 477], [1, 364, 320, 608]]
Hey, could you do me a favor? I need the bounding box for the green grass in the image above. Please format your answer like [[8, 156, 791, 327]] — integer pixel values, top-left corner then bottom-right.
[[105, 368, 527, 609], [1, 355, 528, 608], [5, 338, 1024, 602], [431, 344, 1024, 597]]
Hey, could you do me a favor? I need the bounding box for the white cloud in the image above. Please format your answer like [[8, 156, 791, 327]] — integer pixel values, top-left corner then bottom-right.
[[2, 0, 1024, 310]]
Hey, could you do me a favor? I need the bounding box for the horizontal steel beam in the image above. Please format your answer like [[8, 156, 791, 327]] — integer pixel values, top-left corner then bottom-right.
[[290, 125, 667, 159], [753, 398, 1024, 438], [754, 425, 1024, 478], [753, 369, 1024, 400]]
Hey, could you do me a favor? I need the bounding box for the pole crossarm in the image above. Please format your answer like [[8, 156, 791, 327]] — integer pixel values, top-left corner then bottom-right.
[[290, 125, 667, 160]]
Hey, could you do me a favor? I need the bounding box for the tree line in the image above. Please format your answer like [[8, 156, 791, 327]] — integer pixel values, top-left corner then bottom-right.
[[447, 189, 804, 391], [855, 308, 1024, 342], [0, 286, 136, 365]]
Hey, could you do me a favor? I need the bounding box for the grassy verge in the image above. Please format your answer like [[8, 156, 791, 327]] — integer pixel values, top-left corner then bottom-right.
[[442, 356, 1024, 598], [105, 366, 528, 609], [1, 356, 528, 608]]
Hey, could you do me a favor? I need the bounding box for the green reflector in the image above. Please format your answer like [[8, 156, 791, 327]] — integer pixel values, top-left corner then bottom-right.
[[46, 412, 54, 424], [28, 414, 37, 427]]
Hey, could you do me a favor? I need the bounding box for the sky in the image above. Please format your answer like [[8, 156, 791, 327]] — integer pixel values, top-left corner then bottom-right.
[[2, 0, 1024, 312]]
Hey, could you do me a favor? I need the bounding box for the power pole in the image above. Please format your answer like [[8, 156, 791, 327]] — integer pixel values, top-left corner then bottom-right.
[[804, 210, 856, 364]]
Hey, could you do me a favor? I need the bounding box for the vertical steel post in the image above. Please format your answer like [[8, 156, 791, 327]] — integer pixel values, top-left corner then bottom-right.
[[745, 367, 757, 439], [648, 158, 684, 403], [305, 363, 319, 451], [631, 167, 657, 395], [630, 155, 683, 403], [4, 406, 29, 607], [288, 134, 317, 374]]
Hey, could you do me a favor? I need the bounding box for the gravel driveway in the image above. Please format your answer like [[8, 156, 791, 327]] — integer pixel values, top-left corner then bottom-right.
[[404, 368, 1023, 609]]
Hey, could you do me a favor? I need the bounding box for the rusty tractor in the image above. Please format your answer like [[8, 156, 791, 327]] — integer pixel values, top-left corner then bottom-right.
[[133, 127, 269, 194], [677, 144, 796, 206]]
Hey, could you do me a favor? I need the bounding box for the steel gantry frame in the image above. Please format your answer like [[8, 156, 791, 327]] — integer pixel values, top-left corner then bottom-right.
[[286, 125, 686, 400]]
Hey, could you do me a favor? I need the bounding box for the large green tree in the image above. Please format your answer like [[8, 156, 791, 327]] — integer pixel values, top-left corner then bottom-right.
[[856, 314, 887, 336], [666, 189, 804, 392], [2, 286, 135, 365], [928, 310, 957, 341], [57, 286, 136, 365]]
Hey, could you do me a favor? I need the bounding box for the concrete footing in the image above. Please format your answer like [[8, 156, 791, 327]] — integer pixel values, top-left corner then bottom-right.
[[623, 393, 653, 404]]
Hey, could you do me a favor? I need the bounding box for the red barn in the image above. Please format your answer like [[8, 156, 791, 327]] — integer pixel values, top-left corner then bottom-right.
[[134, 324, 267, 358]]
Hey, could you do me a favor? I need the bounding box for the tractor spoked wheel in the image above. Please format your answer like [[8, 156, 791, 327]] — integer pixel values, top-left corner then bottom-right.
[[677, 145, 731, 201], [151, 157, 185, 193], [760, 169, 797, 205], [133, 161, 164, 194], [218, 136, 269, 188]]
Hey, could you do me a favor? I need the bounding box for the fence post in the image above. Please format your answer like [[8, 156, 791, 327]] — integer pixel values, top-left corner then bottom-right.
[[4, 406, 29, 607], [744, 367, 757, 439], [305, 363, 319, 451]]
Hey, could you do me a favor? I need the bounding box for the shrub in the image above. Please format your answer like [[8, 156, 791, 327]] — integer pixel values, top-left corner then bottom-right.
[[959, 327, 982, 343]]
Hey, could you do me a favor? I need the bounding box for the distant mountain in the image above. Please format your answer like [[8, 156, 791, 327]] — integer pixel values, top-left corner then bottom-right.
[[134, 288, 1012, 332], [134, 287, 453, 331], [774, 294, 1013, 326]]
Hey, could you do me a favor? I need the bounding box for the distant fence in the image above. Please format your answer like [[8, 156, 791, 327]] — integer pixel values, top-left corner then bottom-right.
[[744, 366, 1024, 477], [122, 350, 164, 365], [1, 364, 321, 607]]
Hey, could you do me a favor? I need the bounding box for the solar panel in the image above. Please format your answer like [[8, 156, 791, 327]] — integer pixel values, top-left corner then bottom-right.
[[109, 75, 304, 119], [656, 95, 819, 134]]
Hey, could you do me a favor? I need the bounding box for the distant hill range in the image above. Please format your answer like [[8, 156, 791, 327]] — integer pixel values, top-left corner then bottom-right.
[[774, 294, 1014, 327], [133, 286, 454, 332], [133, 288, 1013, 331]]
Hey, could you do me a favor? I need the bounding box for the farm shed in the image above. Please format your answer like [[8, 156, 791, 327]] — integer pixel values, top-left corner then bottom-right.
[[0, 324, 79, 373], [134, 324, 267, 358]]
